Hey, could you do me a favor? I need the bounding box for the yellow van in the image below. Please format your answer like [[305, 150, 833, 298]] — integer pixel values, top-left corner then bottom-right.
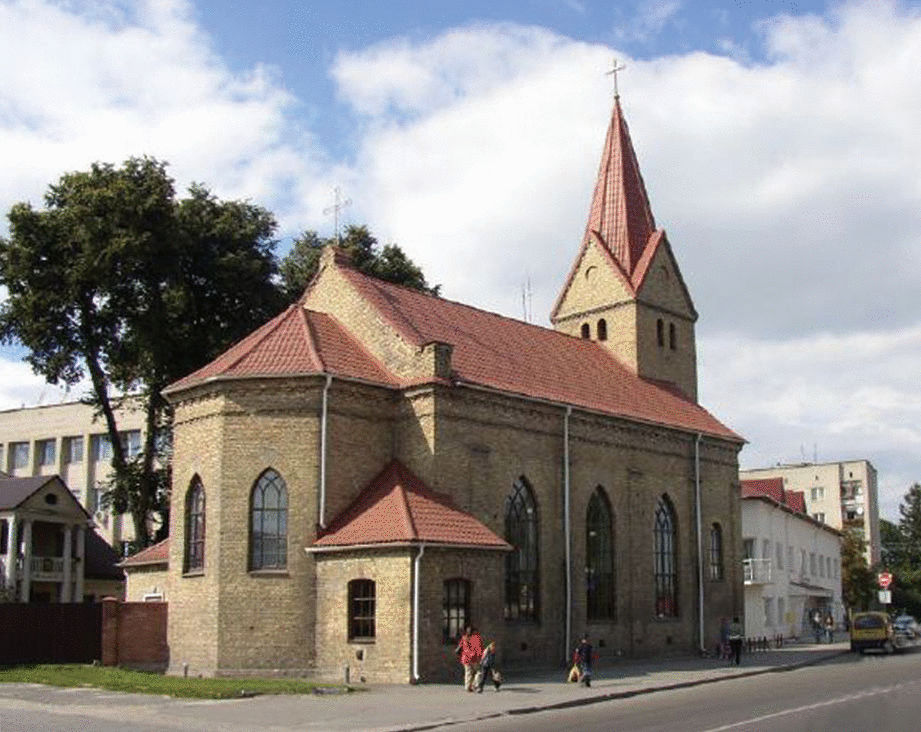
[[850, 611, 895, 654]]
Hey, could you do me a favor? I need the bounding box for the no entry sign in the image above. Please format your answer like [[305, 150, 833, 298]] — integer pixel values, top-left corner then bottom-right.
[[878, 571, 893, 589]]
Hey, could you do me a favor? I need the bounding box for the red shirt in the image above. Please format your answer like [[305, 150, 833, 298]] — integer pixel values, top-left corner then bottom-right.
[[458, 632, 484, 664]]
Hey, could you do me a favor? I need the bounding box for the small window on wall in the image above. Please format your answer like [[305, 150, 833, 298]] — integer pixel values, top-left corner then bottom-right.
[[37, 439, 56, 466], [11, 442, 29, 470], [656, 319, 664, 347], [348, 579, 376, 641], [581, 323, 590, 339], [184, 478, 205, 573], [91, 434, 112, 461], [668, 323, 676, 350], [709, 523, 724, 581], [443, 578, 470, 644], [63, 437, 84, 464], [596, 319, 607, 341]]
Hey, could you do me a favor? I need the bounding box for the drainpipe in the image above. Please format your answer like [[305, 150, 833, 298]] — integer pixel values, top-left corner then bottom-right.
[[564, 405, 573, 659], [412, 543, 426, 682], [318, 374, 333, 530], [695, 433, 705, 653]]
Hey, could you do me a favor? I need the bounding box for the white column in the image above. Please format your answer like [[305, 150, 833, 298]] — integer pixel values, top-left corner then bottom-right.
[[61, 525, 73, 602], [21, 519, 32, 603], [4, 517, 17, 594], [74, 525, 85, 603]]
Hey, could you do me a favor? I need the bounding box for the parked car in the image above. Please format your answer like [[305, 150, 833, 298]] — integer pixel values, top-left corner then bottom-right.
[[850, 611, 895, 654], [893, 615, 921, 644]]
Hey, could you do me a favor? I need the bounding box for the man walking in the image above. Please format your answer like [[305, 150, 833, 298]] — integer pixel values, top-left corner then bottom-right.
[[455, 625, 484, 692], [728, 617, 744, 666]]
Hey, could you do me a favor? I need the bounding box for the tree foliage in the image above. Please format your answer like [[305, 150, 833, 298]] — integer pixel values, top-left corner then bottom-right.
[[841, 528, 875, 612], [0, 157, 283, 546], [279, 225, 439, 301], [881, 484, 921, 618]]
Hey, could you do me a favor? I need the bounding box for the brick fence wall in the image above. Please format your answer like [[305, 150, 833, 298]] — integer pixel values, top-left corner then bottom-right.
[[101, 598, 168, 671]]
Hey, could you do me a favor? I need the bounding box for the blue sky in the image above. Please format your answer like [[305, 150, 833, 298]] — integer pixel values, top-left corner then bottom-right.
[[1, 0, 920, 520]]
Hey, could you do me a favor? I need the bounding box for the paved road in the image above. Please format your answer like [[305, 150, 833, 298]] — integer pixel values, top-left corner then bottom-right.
[[448, 648, 921, 732]]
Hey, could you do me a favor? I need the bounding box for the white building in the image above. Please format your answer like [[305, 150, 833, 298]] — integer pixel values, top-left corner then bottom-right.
[[741, 460, 879, 566], [0, 400, 146, 550], [741, 478, 843, 640]]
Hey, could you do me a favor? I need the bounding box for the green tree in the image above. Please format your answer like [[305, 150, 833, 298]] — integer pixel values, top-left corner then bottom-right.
[[880, 518, 904, 570], [889, 483, 921, 618], [279, 224, 438, 301], [841, 528, 875, 612], [0, 157, 283, 546]]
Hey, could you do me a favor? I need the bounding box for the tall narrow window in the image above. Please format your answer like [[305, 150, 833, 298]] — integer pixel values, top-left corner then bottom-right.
[[250, 469, 288, 570], [0, 519, 8, 555], [586, 488, 615, 620], [654, 495, 678, 617], [184, 478, 205, 573], [596, 319, 608, 341], [668, 322, 676, 350], [709, 523, 724, 581], [656, 319, 665, 347], [348, 579, 376, 640], [581, 323, 590, 339], [443, 578, 471, 644], [505, 477, 539, 621]]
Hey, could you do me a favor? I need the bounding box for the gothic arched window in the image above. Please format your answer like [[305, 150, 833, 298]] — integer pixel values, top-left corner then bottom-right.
[[581, 323, 590, 339], [709, 523, 724, 581], [586, 487, 615, 620], [597, 319, 608, 341], [505, 477, 539, 621], [654, 495, 678, 617], [250, 469, 288, 570], [656, 318, 665, 347], [669, 322, 677, 350], [184, 477, 205, 573]]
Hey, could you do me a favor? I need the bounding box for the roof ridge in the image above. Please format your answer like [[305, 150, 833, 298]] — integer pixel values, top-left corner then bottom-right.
[[396, 467, 419, 540], [299, 308, 326, 373]]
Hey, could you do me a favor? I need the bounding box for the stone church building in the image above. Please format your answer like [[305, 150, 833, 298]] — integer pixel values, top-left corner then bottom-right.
[[158, 96, 744, 682]]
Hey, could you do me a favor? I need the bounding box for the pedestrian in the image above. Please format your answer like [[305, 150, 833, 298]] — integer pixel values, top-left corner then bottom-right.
[[475, 641, 502, 692], [812, 611, 822, 643], [574, 634, 594, 687], [718, 616, 731, 660], [824, 614, 834, 643], [455, 625, 484, 692], [728, 616, 743, 666]]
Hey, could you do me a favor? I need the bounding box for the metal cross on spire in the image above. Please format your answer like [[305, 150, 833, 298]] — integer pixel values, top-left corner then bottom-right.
[[605, 58, 627, 98], [323, 186, 352, 246]]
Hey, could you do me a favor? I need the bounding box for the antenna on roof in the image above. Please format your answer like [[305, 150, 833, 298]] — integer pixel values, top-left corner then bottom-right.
[[605, 58, 627, 99], [323, 186, 352, 246]]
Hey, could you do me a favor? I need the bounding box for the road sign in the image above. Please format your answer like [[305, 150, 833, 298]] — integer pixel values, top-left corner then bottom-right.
[[878, 571, 893, 589], [879, 590, 892, 604]]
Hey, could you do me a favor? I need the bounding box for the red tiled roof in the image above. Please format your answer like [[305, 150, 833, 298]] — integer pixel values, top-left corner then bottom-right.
[[741, 479, 807, 515], [340, 266, 741, 441], [314, 460, 510, 549], [786, 490, 807, 514], [120, 538, 170, 567], [165, 304, 397, 393]]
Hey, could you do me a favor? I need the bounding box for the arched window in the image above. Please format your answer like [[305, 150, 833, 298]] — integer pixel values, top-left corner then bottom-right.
[[586, 487, 615, 620], [597, 319, 608, 341], [656, 318, 665, 347], [669, 322, 677, 350], [581, 323, 590, 339], [184, 477, 205, 573], [348, 579, 376, 640], [443, 578, 471, 644], [505, 477, 539, 621], [709, 523, 724, 581], [250, 469, 288, 570], [654, 495, 677, 617]]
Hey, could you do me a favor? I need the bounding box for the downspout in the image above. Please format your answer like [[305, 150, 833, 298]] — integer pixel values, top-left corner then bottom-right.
[[695, 433, 705, 654], [318, 374, 333, 530], [564, 405, 573, 659], [412, 543, 426, 682]]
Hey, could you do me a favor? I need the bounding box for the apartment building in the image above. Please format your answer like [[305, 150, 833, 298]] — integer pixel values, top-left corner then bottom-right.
[[741, 478, 843, 639], [0, 400, 145, 550], [740, 460, 880, 566]]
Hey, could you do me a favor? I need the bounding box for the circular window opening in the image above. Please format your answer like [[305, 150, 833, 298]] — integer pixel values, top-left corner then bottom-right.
[[44, 493, 58, 505]]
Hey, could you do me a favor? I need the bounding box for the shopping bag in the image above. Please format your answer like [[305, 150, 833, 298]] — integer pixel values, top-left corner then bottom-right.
[[567, 664, 580, 683]]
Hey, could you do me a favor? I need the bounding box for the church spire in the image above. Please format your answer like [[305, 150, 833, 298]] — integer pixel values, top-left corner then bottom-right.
[[581, 96, 657, 277]]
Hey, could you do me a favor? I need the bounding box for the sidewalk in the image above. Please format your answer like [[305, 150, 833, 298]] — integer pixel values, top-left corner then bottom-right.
[[290, 638, 851, 732]]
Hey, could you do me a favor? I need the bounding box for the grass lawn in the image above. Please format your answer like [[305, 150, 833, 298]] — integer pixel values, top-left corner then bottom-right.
[[0, 664, 353, 699]]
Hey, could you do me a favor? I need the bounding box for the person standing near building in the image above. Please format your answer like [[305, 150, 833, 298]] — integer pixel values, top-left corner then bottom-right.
[[455, 625, 484, 692], [824, 614, 835, 643], [728, 617, 744, 666], [575, 634, 594, 687]]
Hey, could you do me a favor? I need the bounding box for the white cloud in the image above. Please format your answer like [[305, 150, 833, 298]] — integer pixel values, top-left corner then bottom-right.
[[613, 0, 684, 44]]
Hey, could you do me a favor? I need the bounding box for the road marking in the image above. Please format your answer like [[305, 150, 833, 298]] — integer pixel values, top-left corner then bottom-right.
[[702, 679, 921, 731]]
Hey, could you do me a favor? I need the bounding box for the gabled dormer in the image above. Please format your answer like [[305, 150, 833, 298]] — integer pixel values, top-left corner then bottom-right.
[[551, 96, 699, 401]]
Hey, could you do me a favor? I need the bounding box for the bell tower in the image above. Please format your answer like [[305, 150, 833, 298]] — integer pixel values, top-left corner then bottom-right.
[[551, 95, 699, 401]]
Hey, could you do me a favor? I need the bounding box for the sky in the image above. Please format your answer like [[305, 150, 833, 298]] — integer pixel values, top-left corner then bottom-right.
[[1, 0, 919, 520]]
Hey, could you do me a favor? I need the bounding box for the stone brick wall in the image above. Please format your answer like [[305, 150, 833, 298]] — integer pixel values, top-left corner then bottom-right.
[[122, 565, 169, 601], [101, 598, 168, 671]]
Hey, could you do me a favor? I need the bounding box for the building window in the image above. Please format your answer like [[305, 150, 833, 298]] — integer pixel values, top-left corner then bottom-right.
[[505, 477, 539, 622], [777, 598, 785, 627], [656, 319, 664, 347], [809, 552, 816, 576], [810, 486, 825, 501], [91, 434, 112, 461], [348, 579, 376, 640], [581, 323, 590, 339], [36, 439, 56, 466], [709, 523, 724, 581], [184, 477, 205, 573], [63, 437, 84, 464], [776, 542, 784, 570], [250, 469, 288, 570], [826, 557, 832, 577], [120, 430, 141, 458], [654, 495, 678, 618], [818, 555, 825, 577], [764, 597, 774, 626], [586, 488, 615, 620], [596, 319, 608, 341], [10, 442, 29, 470], [443, 578, 470, 644], [668, 322, 676, 350], [813, 512, 825, 523], [743, 538, 754, 560], [0, 519, 8, 554]]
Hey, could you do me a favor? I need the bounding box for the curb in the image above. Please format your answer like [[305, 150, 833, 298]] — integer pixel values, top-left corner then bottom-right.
[[393, 649, 850, 732]]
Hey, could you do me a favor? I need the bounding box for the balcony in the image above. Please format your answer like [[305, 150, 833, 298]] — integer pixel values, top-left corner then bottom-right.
[[743, 558, 773, 584], [16, 556, 78, 582]]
